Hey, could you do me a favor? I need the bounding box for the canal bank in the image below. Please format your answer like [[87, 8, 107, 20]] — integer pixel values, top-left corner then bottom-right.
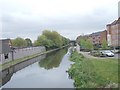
[[68, 49, 118, 88], [1, 47, 74, 88], [1, 45, 69, 71]]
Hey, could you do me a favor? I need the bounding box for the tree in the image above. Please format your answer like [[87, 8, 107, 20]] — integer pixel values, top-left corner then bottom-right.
[[52, 31, 63, 47], [34, 35, 54, 49], [85, 39, 93, 50], [34, 40, 39, 46], [12, 37, 27, 47], [79, 38, 93, 51], [34, 30, 70, 50], [42, 30, 63, 47], [101, 39, 108, 50], [25, 38, 32, 47]]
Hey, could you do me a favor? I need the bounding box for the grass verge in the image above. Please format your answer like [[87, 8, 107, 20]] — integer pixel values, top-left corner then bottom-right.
[[68, 51, 118, 88]]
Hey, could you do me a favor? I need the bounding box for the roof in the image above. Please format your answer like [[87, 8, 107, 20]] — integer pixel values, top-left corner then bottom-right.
[[106, 24, 111, 26], [107, 17, 120, 26], [111, 20, 117, 25], [116, 17, 120, 24], [0, 39, 10, 41]]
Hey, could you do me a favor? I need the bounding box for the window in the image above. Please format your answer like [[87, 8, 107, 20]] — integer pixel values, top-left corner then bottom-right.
[[4, 53, 8, 59]]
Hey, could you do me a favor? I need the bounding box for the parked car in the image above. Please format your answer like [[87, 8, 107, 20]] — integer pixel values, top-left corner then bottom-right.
[[102, 50, 114, 57], [99, 52, 106, 57], [90, 50, 104, 57]]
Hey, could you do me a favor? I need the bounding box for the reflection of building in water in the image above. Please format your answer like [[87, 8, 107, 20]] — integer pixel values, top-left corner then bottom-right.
[[0, 67, 14, 86], [1, 54, 46, 86]]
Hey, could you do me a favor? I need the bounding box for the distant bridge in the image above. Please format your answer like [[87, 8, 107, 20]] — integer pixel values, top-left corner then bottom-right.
[[69, 40, 77, 46]]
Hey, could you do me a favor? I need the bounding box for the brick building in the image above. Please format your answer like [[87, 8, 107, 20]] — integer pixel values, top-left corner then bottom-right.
[[106, 17, 120, 48], [76, 35, 89, 43], [89, 30, 107, 47], [76, 30, 107, 48]]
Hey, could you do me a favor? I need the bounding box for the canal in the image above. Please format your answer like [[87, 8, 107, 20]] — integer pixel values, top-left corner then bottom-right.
[[1, 47, 74, 88]]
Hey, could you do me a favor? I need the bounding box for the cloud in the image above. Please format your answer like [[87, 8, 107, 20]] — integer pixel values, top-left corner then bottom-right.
[[1, 0, 119, 41]]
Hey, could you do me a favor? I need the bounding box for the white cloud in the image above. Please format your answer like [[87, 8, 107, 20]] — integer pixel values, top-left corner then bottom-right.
[[1, 0, 119, 41]]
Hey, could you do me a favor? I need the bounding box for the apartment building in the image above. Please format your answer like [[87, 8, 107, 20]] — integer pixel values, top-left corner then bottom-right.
[[76, 30, 107, 47], [89, 30, 107, 47], [106, 17, 120, 48]]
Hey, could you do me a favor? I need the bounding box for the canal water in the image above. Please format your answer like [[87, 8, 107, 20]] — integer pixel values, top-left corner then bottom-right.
[[1, 47, 74, 88]]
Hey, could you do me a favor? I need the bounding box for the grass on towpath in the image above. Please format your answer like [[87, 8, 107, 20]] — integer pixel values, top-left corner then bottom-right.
[[68, 51, 118, 88]]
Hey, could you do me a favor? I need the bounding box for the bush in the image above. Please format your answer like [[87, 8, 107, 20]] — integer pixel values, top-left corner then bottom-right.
[[90, 50, 106, 57], [70, 51, 84, 62]]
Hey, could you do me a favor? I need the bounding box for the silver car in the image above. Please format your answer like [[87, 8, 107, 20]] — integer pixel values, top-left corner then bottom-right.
[[102, 50, 114, 57]]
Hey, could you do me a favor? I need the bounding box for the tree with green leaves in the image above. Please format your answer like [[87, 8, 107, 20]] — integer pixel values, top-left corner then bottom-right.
[[101, 39, 108, 50], [25, 38, 32, 47], [35, 35, 54, 49], [79, 38, 93, 51], [43, 30, 63, 47], [12, 37, 27, 47], [34, 30, 69, 50]]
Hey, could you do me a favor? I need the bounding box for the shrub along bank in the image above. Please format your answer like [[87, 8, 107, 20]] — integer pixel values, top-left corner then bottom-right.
[[68, 51, 118, 88]]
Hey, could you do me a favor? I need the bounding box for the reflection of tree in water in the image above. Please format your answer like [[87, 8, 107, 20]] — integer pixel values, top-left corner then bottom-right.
[[39, 48, 68, 70]]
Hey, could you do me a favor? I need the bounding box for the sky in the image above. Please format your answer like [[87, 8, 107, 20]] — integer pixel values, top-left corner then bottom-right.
[[0, 0, 119, 41]]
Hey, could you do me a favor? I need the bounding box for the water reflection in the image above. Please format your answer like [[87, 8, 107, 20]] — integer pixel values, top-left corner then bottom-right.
[[39, 48, 68, 69], [0, 54, 46, 87], [2, 47, 74, 88]]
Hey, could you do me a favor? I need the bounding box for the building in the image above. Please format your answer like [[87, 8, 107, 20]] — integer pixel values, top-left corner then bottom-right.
[[89, 30, 107, 47], [0, 39, 46, 64], [76, 30, 107, 48], [0, 39, 12, 54], [76, 35, 90, 43], [106, 17, 120, 48], [0, 39, 13, 61]]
